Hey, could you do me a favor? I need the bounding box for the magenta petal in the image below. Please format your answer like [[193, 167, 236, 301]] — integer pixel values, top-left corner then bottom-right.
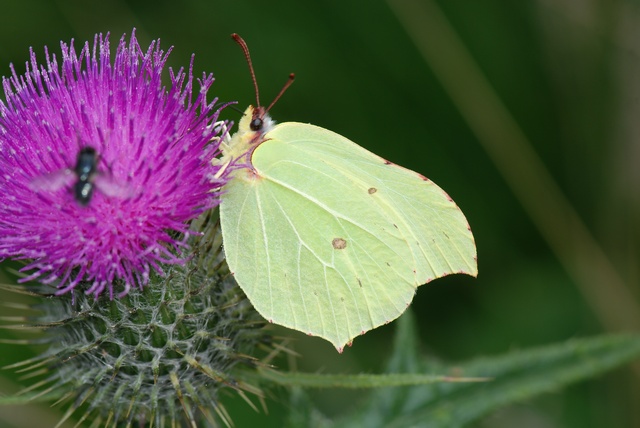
[[0, 30, 228, 298]]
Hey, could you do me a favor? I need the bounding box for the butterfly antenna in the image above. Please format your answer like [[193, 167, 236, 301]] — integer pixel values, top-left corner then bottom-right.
[[266, 73, 295, 113], [231, 33, 261, 108]]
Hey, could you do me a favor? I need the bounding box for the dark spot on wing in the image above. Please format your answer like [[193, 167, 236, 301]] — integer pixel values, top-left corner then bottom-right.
[[332, 238, 347, 250], [357, 278, 362, 287], [368, 187, 377, 194]]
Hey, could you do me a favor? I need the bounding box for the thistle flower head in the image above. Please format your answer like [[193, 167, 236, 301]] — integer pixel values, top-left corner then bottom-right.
[[0, 31, 226, 297], [3, 212, 274, 427]]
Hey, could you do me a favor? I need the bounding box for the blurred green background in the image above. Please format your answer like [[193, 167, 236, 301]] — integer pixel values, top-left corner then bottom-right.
[[1, 0, 638, 426]]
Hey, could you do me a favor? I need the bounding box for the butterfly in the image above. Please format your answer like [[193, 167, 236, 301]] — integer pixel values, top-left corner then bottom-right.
[[216, 34, 477, 351]]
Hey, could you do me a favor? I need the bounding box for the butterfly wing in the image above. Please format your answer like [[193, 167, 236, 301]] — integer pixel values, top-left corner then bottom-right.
[[220, 122, 476, 351]]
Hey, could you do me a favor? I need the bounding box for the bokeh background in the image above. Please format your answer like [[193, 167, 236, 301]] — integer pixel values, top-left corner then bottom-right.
[[1, 0, 639, 426]]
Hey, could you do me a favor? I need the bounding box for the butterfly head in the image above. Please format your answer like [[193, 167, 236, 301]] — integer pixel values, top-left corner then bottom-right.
[[235, 105, 274, 142], [219, 35, 295, 169], [230, 34, 294, 138], [248, 105, 275, 134], [219, 105, 274, 168]]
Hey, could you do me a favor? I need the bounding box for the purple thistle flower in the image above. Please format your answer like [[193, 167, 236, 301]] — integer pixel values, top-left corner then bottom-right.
[[0, 31, 227, 298]]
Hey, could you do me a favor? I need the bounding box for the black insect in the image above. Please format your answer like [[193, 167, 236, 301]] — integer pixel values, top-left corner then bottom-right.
[[30, 146, 122, 206], [72, 146, 98, 205]]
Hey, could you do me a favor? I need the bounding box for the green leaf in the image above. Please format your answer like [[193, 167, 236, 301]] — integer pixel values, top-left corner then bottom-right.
[[265, 311, 640, 427], [341, 312, 640, 428], [260, 370, 485, 389]]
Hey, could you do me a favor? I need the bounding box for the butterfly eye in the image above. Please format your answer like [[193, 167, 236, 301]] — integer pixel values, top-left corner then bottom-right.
[[250, 118, 263, 131]]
